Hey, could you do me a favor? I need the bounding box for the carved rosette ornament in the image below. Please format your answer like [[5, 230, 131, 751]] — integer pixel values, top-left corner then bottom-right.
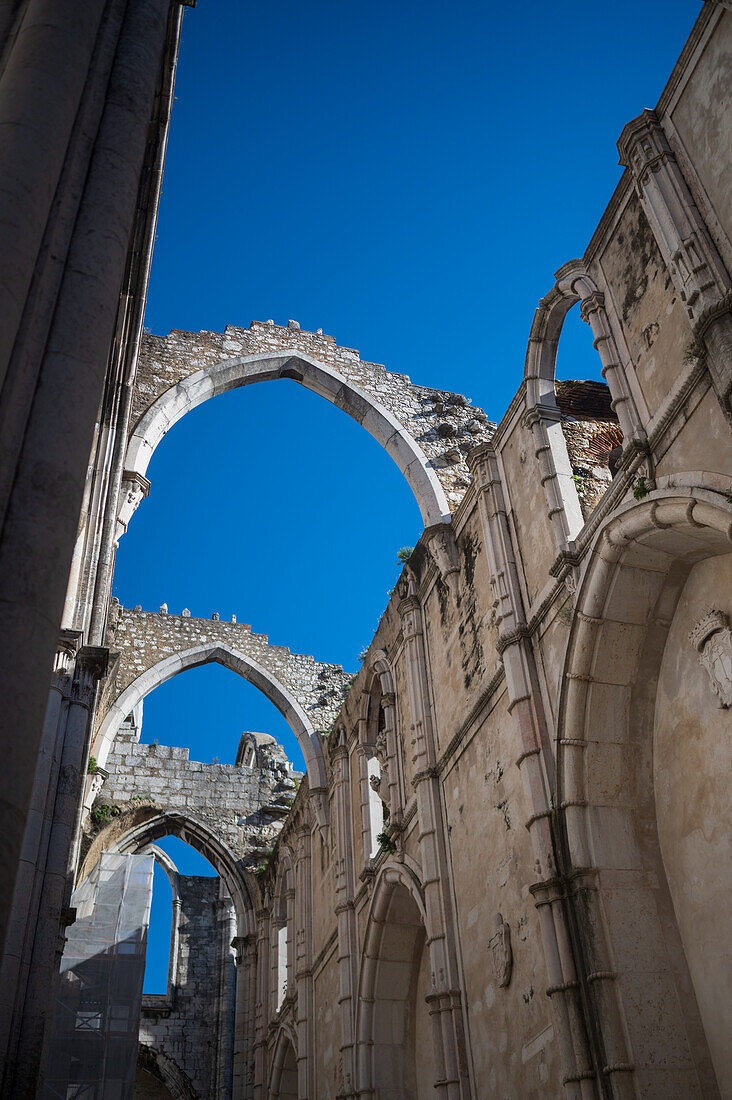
[[689, 609, 732, 708], [488, 913, 512, 988]]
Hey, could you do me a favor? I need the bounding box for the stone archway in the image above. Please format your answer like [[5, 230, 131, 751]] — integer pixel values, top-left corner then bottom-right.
[[80, 809, 256, 933], [355, 864, 436, 1100], [136, 1042, 198, 1100], [94, 634, 334, 794], [556, 489, 732, 1097], [268, 1026, 298, 1100]]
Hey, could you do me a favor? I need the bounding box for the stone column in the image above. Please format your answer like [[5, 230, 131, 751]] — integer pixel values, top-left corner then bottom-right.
[[618, 108, 732, 426], [469, 444, 604, 1099], [397, 584, 470, 1100], [232, 933, 257, 1100], [0, 0, 182, 973], [295, 823, 314, 1099], [331, 733, 359, 1099]]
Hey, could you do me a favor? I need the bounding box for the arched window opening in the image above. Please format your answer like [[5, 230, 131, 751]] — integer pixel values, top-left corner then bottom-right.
[[113, 381, 422, 674], [361, 672, 396, 862], [128, 662, 304, 772], [554, 304, 623, 518], [366, 756, 385, 859], [272, 865, 294, 1015], [554, 299, 606, 384], [142, 837, 217, 999], [143, 858, 174, 996]]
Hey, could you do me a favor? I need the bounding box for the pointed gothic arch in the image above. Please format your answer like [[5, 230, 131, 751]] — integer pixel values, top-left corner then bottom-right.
[[355, 862, 436, 1099], [121, 350, 451, 535], [93, 640, 327, 790], [80, 809, 257, 933], [268, 1024, 298, 1100]]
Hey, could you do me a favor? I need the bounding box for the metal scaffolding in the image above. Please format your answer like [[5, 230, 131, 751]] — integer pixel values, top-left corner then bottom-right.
[[43, 852, 155, 1099]]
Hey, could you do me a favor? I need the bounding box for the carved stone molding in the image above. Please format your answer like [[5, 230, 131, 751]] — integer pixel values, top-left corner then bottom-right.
[[689, 608, 732, 707]]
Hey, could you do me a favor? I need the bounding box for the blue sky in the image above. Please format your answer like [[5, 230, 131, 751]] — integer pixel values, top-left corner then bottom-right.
[[121, 0, 699, 988]]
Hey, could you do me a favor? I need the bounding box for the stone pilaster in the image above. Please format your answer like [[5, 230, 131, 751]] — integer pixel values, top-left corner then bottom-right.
[[295, 823, 314, 1099], [469, 445, 600, 1100], [618, 108, 732, 425], [397, 584, 470, 1100], [331, 734, 359, 1099], [252, 907, 270, 1100], [232, 933, 257, 1100]]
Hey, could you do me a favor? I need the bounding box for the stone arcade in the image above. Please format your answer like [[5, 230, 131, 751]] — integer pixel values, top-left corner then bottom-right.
[[0, 2, 731, 1097]]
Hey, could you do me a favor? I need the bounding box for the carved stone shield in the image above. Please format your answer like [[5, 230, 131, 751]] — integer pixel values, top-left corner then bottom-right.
[[488, 913, 512, 988]]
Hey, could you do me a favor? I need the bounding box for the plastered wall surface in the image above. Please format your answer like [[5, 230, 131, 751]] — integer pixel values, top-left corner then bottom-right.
[[654, 554, 732, 1095]]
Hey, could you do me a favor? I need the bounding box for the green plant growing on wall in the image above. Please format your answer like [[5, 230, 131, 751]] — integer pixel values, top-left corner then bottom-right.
[[633, 475, 649, 500], [397, 546, 414, 562], [87, 756, 97, 774], [376, 831, 397, 854], [90, 802, 122, 827]]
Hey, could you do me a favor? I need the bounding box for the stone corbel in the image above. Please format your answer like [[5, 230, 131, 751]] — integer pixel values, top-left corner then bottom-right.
[[424, 522, 461, 605], [71, 646, 110, 709], [116, 470, 151, 544], [82, 765, 109, 820]]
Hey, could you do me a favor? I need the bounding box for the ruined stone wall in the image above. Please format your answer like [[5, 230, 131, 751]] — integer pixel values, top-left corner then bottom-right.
[[99, 732, 296, 859], [140, 875, 232, 1099], [101, 604, 349, 736]]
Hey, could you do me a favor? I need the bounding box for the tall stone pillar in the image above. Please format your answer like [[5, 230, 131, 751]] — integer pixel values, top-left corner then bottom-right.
[[397, 583, 470, 1100], [252, 907, 270, 1100], [330, 733, 359, 1099], [0, 0, 185, 963], [295, 823, 314, 1099], [618, 108, 732, 426]]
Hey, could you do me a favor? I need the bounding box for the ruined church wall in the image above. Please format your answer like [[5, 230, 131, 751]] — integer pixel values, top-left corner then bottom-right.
[[588, 189, 692, 422], [442, 687, 562, 1095], [654, 383, 732, 488], [139, 875, 229, 1098], [666, 7, 732, 270], [312, 947, 340, 1098]]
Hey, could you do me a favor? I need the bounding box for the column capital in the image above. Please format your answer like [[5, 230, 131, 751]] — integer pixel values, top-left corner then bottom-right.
[[617, 108, 671, 179]]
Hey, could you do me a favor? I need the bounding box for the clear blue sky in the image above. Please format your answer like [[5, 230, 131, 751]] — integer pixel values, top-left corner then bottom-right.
[[117, 0, 699, 989]]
